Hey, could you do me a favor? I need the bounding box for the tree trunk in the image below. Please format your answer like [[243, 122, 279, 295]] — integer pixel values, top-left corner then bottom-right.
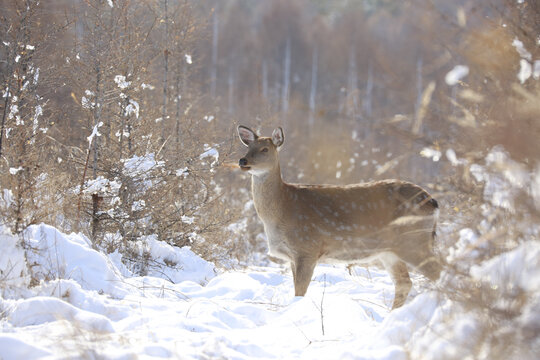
[[210, 10, 218, 99], [363, 62, 373, 119], [308, 44, 318, 129], [228, 63, 235, 113], [347, 46, 358, 120], [281, 37, 291, 121], [414, 56, 423, 128], [262, 60, 268, 100], [161, 0, 169, 143]]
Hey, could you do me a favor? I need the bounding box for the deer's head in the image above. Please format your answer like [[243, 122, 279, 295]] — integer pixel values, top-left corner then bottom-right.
[[237, 125, 284, 176]]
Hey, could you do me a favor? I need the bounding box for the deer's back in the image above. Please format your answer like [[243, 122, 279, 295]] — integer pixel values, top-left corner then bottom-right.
[[255, 179, 437, 262], [280, 179, 437, 233]]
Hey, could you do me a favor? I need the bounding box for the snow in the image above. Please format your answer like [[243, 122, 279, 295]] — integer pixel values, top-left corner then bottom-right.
[[420, 147, 441, 162], [114, 75, 131, 89], [470, 146, 531, 212], [23, 224, 127, 297], [512, 37, 532, 61], [33, 104, 42, 129], [33, 67, 39, 84], [181, 214, 195, 224], [141, 83, 155, 90], [0, 228, 29, 294], [83, 175, 121, 196], [8, 104, 18, 120], [9, 167, 23, 175], [199, 144, 219, 166], [445, 148, 466, 166], [512, 37, 537, 83], [87, 121, 103, 146], [470, 241, 540, 293], [445, 65, 469, 85], [176, 167, 189, 177], [125, 99, 139, 118], [534, 60, 540, 80], [82, 89, 96, 109], [131, 199, 145, 211], [122, 153, 164, 177], [0, 222, 538, 359], [518, 59, 532, 83]]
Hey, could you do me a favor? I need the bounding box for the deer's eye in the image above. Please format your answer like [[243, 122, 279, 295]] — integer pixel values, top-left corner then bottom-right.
[[261, 148, 269, 153]]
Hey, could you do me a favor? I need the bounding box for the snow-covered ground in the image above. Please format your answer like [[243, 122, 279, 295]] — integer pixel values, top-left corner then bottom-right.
[[0, 223, 538, 359]]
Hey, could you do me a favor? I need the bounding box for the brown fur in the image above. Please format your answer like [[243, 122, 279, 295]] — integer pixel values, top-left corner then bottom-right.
[[238, 126, 440, 309]]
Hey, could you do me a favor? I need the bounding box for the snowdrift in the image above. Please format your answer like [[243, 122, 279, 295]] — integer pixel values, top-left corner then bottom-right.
[[0, 224, 538, 359]]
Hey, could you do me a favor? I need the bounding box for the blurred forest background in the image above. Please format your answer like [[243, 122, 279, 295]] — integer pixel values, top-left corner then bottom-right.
[[1, 0, 539, 356], [1, 0, 539, 259]]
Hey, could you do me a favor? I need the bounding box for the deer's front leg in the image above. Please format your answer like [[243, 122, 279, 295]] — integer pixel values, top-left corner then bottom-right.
[[292, 256, 317, 296]]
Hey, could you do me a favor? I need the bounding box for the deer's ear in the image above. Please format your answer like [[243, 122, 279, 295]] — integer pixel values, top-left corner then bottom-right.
[[237, 125, 257, 146], [272, 127, 284, 148]]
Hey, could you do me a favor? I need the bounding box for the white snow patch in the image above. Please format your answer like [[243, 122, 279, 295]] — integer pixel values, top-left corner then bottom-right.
[[114, 75, 131, 89], [9, 167, 23, 175], [8, 296, 115, 332], [469, 146, 531, 212], [512, 37, 532, 60], [445, 148, 467, 166], [125, 99, 139, 118], [0, 227, 30, 295], [470, 241, 540, 293], [131, 199, 145, 212], [534, 60, 540, 80], [33, 67, 39, 84], [8, 104, 18, 120], [122, 153, 164, 177], [181, 215, 195, 224], [87, 122, 103, 146], [23, 224, 127, 297], [0, 223, 539, 359], [517, 59, 532, 83], [141, 83, 155, 90], [199, 144, 219, 166], [420, 147, 441, 162], [176, 167, 189, 177], [83, 175, 121, 196], [126, 235, 215, 285], [445, 65, 469, 85]]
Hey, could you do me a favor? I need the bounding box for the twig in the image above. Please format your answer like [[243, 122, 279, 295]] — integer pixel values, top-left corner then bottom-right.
[[311, 274, 327, 336], [320, 273, 326, 336]]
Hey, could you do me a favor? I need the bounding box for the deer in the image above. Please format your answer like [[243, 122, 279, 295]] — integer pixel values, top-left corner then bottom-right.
[[237, 125, 442, 309]]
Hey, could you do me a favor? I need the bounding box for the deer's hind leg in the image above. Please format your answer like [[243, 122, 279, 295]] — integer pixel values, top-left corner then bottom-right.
[[397, 231, 442, 282], [379, 254, 412, 309]]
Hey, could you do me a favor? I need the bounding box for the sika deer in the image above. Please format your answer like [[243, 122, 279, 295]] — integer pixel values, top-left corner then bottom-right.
[[238, 125, 441, 309]]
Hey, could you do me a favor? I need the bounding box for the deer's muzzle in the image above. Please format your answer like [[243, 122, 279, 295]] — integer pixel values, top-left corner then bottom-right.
[[239, 158, 250, 171]]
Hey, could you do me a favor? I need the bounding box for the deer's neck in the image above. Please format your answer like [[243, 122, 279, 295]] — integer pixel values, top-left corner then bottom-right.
[[251, 164, 285, 218]]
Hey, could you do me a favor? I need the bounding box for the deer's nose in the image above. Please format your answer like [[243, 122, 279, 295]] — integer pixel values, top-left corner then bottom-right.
[[239, 158, 248, 167]]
